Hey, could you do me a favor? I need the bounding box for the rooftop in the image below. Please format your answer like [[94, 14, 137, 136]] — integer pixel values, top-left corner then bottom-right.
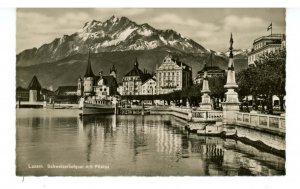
[[96, 75, 118, 88], [55, 86, 77, 95], [253, 34, 285, 44], [197, 66, 225, 74], [28, 75, 42, 90], [84, 51, 95, 77]]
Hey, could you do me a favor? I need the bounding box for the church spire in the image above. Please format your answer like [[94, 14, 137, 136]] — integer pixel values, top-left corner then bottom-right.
[[134, 57, 139, 68], [110, 64, 117, 73], [110, 64, 117, 78], [84, 49, 94, 77]]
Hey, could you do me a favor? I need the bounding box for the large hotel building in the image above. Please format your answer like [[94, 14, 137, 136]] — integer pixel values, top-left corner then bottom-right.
[[247, 34, 286, 66], [155, 55, 192, 94]]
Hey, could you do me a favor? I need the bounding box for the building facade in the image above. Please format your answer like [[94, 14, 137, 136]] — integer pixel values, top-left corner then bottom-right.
[[156, 55, 192, 94], [56, 86, 78, 96], [94, 74, 118, 99], [77, 52, 118, 99], [194, 65, 225, 84], [248, 34, 286, 66], [122, 58, 152, 95], [142, 78, 156, 95]]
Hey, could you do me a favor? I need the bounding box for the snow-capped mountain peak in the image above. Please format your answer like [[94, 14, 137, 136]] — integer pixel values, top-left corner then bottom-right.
[[17, 16, 209, 66]]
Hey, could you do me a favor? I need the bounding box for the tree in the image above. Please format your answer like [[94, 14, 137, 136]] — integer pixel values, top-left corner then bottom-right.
[[237, 67, 259, 111], [237, 48, 286, 114], [208, 75, 226, 109], [255, 48, 286, 112]]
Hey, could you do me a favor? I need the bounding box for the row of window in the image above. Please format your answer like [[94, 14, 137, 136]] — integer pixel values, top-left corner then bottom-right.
[[157, 71, 180, 76], [254, 42, 265, 50], [123, 76, 140, 81], [248, 47, 280, 62]]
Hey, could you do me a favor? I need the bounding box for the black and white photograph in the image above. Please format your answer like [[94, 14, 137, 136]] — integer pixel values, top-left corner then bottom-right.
[[14, 8, 287, 176]]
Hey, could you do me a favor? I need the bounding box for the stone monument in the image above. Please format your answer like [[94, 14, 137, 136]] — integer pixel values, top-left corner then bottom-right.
[[199, 62, 212, 110], [222, 33, 240, 124]]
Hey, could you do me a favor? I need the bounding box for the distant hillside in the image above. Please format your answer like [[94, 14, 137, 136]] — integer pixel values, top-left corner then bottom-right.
[[16, 47, 247, 90], [16, 15, 248, 90]]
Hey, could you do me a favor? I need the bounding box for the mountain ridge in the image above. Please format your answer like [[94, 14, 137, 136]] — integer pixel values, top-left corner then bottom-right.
[[17, 16, 209, 67], [16, 15, 248, 89]]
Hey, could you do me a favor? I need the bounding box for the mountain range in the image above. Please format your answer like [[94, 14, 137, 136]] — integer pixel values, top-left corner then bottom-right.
[[16, 16, 248, 90]]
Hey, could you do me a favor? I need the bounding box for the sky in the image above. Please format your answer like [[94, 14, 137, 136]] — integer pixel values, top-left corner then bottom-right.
[[16, 8, 285, 53]]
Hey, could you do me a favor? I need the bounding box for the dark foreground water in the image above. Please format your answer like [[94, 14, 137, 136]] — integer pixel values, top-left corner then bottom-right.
[[16, 109, 285, 176]]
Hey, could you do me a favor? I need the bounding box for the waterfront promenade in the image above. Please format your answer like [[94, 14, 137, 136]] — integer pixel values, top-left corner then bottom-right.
[[147, 105, 285, 156]]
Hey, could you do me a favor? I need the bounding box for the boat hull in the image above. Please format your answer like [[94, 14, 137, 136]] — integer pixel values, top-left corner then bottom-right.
[[81, 103, 115, 115]]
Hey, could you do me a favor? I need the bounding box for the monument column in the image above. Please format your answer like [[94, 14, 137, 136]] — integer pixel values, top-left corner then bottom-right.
[[222, 33, 240, 124], [199, 62, 212, 110]]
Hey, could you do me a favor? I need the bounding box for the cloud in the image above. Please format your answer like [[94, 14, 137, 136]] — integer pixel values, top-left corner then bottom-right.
[[93, 8, 148, 18], [16, 9, 285, 53], [17, 11, 92, 52], [57, 12, 90, 28], [152, 13, 220, 31], [222, 15, 267, 32]]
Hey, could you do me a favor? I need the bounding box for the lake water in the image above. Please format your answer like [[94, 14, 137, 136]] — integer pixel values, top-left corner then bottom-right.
[[16, 109, 285, 176]]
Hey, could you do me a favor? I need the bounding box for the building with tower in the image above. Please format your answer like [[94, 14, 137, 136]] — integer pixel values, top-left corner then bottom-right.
[[122, 58, 152, 95], [247, 34, 286, 66], [77, 52, 118, 99], [28, 75, 42, 102], [83, 51, 95, 96], [110, 65, 117, 78], [77, 77, 83, 96], [156, 54, 192, 94], [194, 53, 225, 85]]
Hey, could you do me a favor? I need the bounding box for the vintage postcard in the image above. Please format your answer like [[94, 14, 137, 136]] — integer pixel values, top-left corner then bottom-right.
[[16, 8, 286, 176]]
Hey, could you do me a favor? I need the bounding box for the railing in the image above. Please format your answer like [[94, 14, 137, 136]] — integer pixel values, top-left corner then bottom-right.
[[236, 112, 285, 133], [170, 106, 192, 114], [192, 110, 223, 121]]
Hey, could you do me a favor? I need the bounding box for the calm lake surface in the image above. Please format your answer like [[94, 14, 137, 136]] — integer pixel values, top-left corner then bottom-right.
[[16, 109, 285, 176]]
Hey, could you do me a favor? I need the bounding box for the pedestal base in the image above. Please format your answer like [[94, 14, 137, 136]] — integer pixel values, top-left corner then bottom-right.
[[222, 102, 240, 125], [199, 103, 212, 110]]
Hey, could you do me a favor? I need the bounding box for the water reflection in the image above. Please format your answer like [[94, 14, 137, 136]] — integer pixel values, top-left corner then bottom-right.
[[16, 109, 285, 176]]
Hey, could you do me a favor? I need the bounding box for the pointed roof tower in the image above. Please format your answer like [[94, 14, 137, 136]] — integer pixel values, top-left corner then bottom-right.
[[134, 57, 139, 68], [110, 64, 117, 73], [28, 75, 41, 90], [84, 50, 95, 77]]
